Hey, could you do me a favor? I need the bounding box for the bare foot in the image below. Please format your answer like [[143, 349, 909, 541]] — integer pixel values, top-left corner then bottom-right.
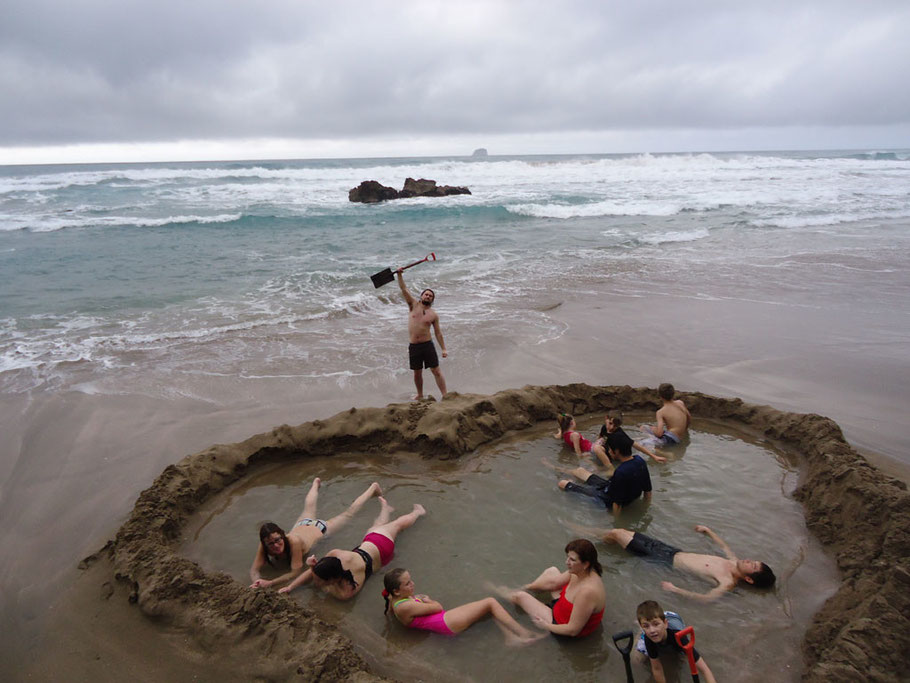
[[565, 520, 609, 540], [509, 630, 548, 646], [378, 496, 394, 515], [412, 503, 426, 516], [312, 477, 321, 489], [484, 581, 519, 601], [412, 394, 423, 401], [368, 482, 382, 497]]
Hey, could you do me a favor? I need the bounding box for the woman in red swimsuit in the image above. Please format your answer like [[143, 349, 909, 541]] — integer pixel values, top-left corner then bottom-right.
[[508, 539, 606, 637], [555, 414, 612, 473]]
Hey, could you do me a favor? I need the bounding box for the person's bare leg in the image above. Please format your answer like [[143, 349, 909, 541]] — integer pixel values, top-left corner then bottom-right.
[[444, 598, 543, 644], [413, 369, 424, 399], [564, 520, 623, 544], [369, 503, 426, 541], [430, 365, 447, 397], [294, 478, 321, 524], [322, 482, 382, 536], [368, 496, 393, 529]]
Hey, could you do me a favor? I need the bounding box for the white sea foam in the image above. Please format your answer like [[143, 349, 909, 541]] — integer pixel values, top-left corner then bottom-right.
[[638, 228, 711, 245], [0, 212, 243, 232]]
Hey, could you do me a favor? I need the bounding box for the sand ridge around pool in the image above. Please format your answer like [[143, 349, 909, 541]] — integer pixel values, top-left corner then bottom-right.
[[81, 384, 910, 682]]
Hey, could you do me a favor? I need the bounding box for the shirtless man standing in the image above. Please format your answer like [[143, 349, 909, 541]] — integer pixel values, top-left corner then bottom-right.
[[641, 383, 691, 446], [396, 269, 447, 399], [571, 524, 775, 602]]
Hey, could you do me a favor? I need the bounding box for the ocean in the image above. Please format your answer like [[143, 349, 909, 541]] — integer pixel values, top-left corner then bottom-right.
[[3, 150, 909, 406], [1, 149, 909, 677]]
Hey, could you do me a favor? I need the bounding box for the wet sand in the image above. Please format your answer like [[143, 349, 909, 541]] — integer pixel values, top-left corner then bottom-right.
[[1, 294, 909, 681]]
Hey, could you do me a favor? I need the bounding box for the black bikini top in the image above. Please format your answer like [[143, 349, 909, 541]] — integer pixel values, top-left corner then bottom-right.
[[352, 546, 373, 580]]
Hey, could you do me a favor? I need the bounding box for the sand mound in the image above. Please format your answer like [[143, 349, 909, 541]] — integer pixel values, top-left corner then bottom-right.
[[83, 385, 909, 681]]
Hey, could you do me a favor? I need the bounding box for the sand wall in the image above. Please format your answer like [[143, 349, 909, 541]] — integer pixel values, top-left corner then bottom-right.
[[84, 385, 910, 682]]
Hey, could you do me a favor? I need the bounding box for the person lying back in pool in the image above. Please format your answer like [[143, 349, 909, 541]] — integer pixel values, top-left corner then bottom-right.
[[249, 479, 381, 590], [383, 568, 543, 645], [278, 498, 425, 600], [636, 599, 718, 683], [555, 413, 612, 472], [569, 523, 775, 602], [505, 539, 606, 637], [597, 412, 667, 463], [640, 383, 691, 447]]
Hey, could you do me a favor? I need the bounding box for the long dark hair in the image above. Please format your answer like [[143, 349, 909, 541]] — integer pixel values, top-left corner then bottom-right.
[[382, 568, 408, 614], [557, 413, 574, 433], [312, 556, 357, 588], [259, 522, 290, 567], [565, 538, 603, 576]]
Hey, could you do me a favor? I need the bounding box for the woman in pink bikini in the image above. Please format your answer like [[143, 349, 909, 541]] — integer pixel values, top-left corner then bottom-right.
[[278, 497, 424, 600], [508, 539, 606, 638], [383, 568, 543, 645], [555, 413, 612, 473]]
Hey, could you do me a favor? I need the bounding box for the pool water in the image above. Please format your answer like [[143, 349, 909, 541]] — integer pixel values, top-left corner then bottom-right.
[[182, 415, 840, 682]]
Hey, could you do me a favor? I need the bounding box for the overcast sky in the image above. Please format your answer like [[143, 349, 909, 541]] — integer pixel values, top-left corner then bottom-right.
[[2, 0, 909, 163]]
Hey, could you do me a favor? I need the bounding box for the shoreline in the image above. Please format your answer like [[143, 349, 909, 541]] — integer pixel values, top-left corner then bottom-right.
[[21, 385, 909, 681]]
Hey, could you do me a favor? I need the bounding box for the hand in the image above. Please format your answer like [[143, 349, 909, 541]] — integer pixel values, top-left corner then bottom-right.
[[695, 525, 711, 534], [396, 268, 403, 275], [653, 454, 667, 464], [416, 594, 431, 601], [277, 585, 292, 594], [661, 581, 678, 593], [441, 349, 448, 358], [306, 555, 317, 567], [249, 578, 271, 589]]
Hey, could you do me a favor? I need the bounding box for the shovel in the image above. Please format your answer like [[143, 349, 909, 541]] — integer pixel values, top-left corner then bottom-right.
[[612, 629, 635, 683], [370, 253, 436, 289], [675, 626, 699, 682]]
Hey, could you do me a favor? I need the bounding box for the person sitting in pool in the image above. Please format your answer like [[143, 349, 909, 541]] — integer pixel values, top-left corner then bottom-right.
[[570, 523, 775, 602], [278, 498, 425, 600], [383, 568, 543, 645], [640, 383, 690, 447], [636, 599, 718, 683], [556, 431, 652, 516], [596, 412, 666, 464], [555, 413, 611, 472], [507, 538, 606, 637], [249, 478, 381, 590]]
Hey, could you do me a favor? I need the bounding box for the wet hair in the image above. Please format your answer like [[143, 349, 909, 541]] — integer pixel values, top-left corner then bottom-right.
[[259, 522, 290, 567], [312, 556, 357, 589], [747, 562, 776, 588], [557, 413, 574, 433], [382, 567, 409, 614], [636, 600, 666, 623], [658, 383, 676, 401], [607, 430, 634, 457], [565, 538, 602, 576]]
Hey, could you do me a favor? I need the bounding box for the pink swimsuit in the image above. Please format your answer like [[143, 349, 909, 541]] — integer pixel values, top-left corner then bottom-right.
[[361, 531, 395, 566], [397, 598, 456, 636]]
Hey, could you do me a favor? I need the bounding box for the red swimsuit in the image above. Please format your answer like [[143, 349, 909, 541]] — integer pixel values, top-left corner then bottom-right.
[[552, 584, 604, 637]]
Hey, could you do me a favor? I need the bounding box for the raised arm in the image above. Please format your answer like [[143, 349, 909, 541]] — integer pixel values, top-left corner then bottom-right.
[[431, 318, 447, 357], [396, 270, 415, 309], [695, 525, 736, 560]]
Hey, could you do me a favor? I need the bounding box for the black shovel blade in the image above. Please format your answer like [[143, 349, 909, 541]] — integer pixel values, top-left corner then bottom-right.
[[371, 267, 395, 288], [612, 630, 634, 655]]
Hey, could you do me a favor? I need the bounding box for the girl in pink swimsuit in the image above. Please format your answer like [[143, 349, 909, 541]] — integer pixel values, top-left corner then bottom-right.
[[383, 569, 543, 644], [555, 413, 611, 470]]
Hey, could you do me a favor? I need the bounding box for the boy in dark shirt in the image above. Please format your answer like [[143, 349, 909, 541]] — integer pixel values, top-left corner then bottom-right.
[[596, 413, 666, 463], [637, 600, 717, 683], [558, 431, 652, 515]]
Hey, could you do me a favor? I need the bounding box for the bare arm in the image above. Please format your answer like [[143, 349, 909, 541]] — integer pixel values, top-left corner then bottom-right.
[[278, 567, 314, 594], [612, 502, 622, 516], [396, 270, 415, 309], [661, 580, 730, 603], [653, 408, 666, 438], [695, 525, 736, 560], [570, 432, 583, 456], [249, 545, 267, 583], [697, 657, 718, 683], [431, 318, 447, 357], [634, 441, 666, 463], [649, 656, 667, 683], [536, 587, 598, 637], [394, 597, 445, 625]]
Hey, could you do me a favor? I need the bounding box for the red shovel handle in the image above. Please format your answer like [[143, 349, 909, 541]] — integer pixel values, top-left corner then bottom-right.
[[399, 253, 436, 271], [675, 626, 699, 680]]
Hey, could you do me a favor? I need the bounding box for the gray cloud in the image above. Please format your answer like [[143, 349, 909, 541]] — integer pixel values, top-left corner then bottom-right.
[[1, 0, 908, 149]]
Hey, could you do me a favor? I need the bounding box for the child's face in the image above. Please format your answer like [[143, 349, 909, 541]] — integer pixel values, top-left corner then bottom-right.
[[639, 616, 669, 643]]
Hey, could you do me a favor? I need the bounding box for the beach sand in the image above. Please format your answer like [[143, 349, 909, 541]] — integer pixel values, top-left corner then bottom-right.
[[2, 295, 908, 680]]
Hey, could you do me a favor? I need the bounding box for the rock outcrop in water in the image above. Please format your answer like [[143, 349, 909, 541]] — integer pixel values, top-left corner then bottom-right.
[[348, 177, 471, 203], [82, 385, 909, 681]]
